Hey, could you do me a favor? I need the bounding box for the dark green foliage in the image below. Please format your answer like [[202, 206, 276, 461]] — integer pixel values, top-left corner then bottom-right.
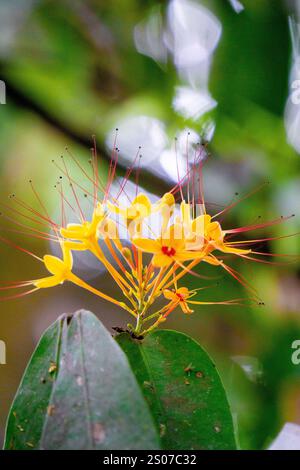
[[117, 330, 237, 450]]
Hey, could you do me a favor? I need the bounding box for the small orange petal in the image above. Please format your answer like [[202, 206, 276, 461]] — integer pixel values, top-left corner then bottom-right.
[[163, 289, 176, 300]]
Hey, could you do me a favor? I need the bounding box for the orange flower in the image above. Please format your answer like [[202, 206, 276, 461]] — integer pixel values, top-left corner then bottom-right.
[[133, 224, 206, 267], [163, 287, 245, 318], [163, 287, 194, 314], [34, 244, 73, 289], [0, 137, 294, 336]]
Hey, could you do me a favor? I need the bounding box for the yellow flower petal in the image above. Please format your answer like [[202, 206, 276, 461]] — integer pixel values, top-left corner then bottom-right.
[[152, 253, 173, 267], [215, 243, 251, 255], [180, 301, 194, 314], [176, 249, 206, 261], [34, 275, 62, 289], [177, 287, 190, 297], [155, 192, 175, 211], [43, 255, 66, 275], [107, 200, 122, 215], [63, 241, 85, 251], [132, 238, 160, 253], [162, 192, 175, 207], [207, 221, 223, 241], [162, 224, 185, 250], [133, 193, 151, 211], [191, 214, 211, 236], [62, 245, 73, 270], [163, 289, 176, 300], [99, 218, 119, 240], [60, 226, 85, 239], [65, 223, 84, 231], [180, 202, 192, 226]]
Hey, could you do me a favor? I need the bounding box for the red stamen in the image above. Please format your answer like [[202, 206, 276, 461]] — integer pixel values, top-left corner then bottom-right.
[[225, 215, 295, 235], [175, 137, 184, 202], [135, 155, 142, 197], [29, 180, 59, 237], [213, 182, 270, 220], [61, 157, 85, 222], [162, 246, 176, 257], [0, 235, 42, 262], [0, 287, 39, 301], [11, 195, 58, 232], [116, 146, 141, 200]]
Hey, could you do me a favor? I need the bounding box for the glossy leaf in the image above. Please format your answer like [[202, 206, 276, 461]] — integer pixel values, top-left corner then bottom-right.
[[4, 310, 160, 450], [4, 317, 63, 449], [117, 329, 237, 450]]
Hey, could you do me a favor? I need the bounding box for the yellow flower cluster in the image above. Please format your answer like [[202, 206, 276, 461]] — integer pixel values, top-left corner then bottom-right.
[[29, 191, 251, 335], [2, 142, 291, 336]]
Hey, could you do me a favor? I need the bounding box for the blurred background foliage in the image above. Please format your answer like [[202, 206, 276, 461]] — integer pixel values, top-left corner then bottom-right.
[[0, 0, 300, 450]]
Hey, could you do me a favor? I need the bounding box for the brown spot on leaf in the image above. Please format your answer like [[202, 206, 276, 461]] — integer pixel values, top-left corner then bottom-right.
[[196, 371, 204, 379], [48, 361, 57, 374], [47, 405, 55, 416], [184, 363, 195, 374], [159, 423, 166, 437], [143, 380, 154, 391]]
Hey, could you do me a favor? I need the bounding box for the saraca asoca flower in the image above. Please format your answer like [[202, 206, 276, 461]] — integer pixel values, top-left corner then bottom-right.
[[0, 137, 297, 336]]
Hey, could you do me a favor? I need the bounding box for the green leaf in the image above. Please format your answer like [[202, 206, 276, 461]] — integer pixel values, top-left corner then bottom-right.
[[4, 310, 160, 450], [4, 316, 63, 449], [117, 329, 237, 450]]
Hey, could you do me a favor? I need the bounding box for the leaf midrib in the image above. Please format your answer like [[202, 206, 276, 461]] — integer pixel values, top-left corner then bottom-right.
[[78, 313, 95, 449], [137, 340, 167, 436]]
